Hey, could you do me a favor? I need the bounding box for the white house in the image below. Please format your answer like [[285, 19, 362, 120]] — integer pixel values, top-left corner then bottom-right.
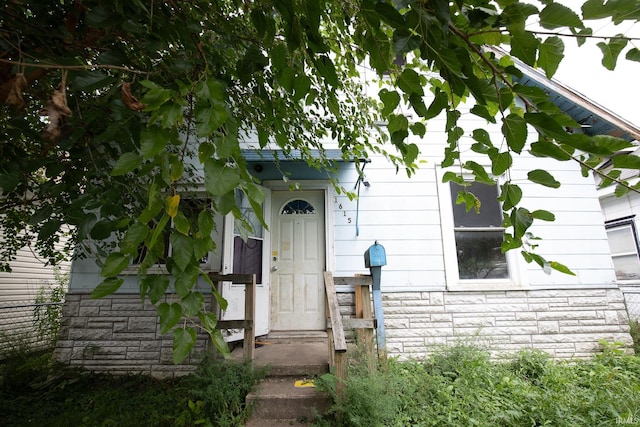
[[54, 59, 637, 376]]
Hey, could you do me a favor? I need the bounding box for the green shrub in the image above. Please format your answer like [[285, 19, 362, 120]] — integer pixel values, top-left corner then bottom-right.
[[316, 344, 640, 427], [1, 352, 267, 427], [182, 358, 268, 427]]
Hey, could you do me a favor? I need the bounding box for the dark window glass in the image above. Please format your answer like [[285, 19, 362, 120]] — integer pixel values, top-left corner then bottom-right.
[[450, 182, 508, 280], [454, 230, 509, 279], [233, 236, 263, 284], [281, 199, 316, 215], [450, 182, 502, 227]]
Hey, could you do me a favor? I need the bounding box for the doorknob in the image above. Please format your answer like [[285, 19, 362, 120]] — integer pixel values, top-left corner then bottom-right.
[[271, 266, 278, 272]]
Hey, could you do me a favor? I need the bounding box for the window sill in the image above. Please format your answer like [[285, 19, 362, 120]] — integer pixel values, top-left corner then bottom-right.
[[446, 281, 529, 292]]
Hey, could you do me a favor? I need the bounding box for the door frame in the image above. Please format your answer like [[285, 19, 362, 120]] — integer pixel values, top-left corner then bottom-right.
[[264, 180, 336, 331]]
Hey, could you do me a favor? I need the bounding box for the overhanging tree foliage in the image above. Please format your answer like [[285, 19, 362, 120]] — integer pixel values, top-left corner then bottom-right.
[[1, 0, 639, 361]]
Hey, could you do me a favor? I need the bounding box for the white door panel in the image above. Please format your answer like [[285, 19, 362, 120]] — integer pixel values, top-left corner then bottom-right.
[[271, 190, 325, 331]]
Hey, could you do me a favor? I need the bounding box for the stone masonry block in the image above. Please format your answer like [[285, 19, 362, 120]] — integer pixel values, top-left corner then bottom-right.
[[429, 291, 444, 305]]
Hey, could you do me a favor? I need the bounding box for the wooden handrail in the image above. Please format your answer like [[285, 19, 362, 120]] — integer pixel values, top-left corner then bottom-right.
[[324, 271, 347, 353], [208, 272, 256, 361]]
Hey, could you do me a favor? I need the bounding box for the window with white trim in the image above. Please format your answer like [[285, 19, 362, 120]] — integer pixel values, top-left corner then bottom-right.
[[605, 216, 640, 282], [438, 171, 523, 289]]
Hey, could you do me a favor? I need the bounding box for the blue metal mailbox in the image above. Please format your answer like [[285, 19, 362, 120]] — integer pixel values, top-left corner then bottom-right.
[[364, 241, 387, 268]]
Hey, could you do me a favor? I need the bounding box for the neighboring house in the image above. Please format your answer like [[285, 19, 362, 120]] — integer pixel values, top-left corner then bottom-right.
[[0, 244, 70, 354], [596, 152, 640, 320], [55, 59, 636, 376]]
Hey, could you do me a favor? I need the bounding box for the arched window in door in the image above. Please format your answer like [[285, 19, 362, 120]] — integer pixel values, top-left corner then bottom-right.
[[281, 199, 316, 215]]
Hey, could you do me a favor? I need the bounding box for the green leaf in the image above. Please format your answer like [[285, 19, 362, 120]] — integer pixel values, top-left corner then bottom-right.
[[525, 112, 567, 140], [626, 48, 640, 62], [529, 140, 572, 161], [424, 88, 448, 120], [527, 169, 561, 188], [182, 292, 205, 317], [204, 159, 241, 196], [550, 261, 576, 276], [194, 105, 229, 137], [170, 232, 194, 272], [174, 264, 199, 298], [388, 114, 409, 135], [598, 37, 628, 70], [502, 114, 527, 154], [143, 275, 170, 304], [491, 151, 513, 176], [375, 1, 405, 28], [397, 69, 423, 96], [120, 222, 149, 254], [141, 126, 169, 159], [314, 55, 339, 87], [174, 211, 190, 235], [612, 154, 640, 169], [141, 86, 172, 110], [198, 209, 215, 236], [91, 277, 124, 299], [72, 70, 115, 91], [209, 328, 230, 359], [379, 89, 400, 116], [410, 122, 426, 138], [101, 252, 131, 277], [498, 182, 522, 211], [539, 3, 583, 29], [111, 152, 142, 176], [538, 36, 564, 78], [202, 273, 228, 311], [198, 312, 218, 331], [463, 161, 494, 185], [532, 210, 556, 221], [158, 302, 182, 334], [173, 327, 197, 364], [510, 31, 539, 66], [513, 207, 534, 239]]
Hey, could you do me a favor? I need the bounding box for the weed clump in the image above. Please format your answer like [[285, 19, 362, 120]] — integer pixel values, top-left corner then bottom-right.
[[318, 344, 640, 427]]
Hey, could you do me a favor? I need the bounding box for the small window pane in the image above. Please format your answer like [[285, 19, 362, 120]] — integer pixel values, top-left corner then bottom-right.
[[611, 254, 640, 280], [281, 199, 316, 215], [235, 191, 263, 238], [451, 182, 502, 227], [455, 230, 508, 279], [607, 226, 637, 255], [233, 236, 263, 284]]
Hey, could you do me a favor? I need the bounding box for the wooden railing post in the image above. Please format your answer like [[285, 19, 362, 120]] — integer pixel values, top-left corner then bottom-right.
[[243, 274, 256, 361], [208, 273, 256, 361]]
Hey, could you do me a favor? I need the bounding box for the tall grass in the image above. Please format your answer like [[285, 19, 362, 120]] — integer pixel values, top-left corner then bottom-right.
[[317, 343, 640, 427]]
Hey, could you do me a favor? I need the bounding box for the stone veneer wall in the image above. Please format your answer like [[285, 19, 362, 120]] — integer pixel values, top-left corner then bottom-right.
[[382, 288, 634, 359], [54, 293, 213, 378]]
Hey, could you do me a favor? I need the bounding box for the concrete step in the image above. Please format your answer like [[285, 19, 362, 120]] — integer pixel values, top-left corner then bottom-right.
[[246, 377, 330, 422], [261, 330, 328, 344], [242, 341, 333, 426], [245, 419, 310, 426], [251, 342, 330, 377]]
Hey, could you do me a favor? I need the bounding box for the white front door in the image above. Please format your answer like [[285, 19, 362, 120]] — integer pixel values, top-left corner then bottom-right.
[[270, 190, 326, 331]]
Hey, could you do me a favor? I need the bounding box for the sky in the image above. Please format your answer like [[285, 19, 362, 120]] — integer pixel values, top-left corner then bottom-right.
[[538, 1, 640, 126]]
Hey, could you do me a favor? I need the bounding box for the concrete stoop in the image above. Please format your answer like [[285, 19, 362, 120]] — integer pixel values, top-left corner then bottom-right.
[[245, 377, 330, 425], [241, 336, 332, 426]]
